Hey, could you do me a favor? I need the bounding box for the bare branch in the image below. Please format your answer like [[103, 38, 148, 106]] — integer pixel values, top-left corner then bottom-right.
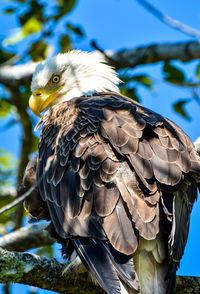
[[136, 0, 200, 40], [0, 41, 200, 89], [109, 41, 200, 69], [0, 62, 36, 88], [0, 223, 54, 252], [0, 247, 199, 293], [0, 184, 38, 215]]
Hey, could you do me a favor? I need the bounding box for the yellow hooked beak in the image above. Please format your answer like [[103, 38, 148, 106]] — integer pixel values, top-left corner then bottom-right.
[[29, 88, 61, 117]]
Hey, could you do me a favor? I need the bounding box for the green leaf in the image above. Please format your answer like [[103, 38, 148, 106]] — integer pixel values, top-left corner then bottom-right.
[[163, 62, 185, 84], [36, 244, 54, 258], [173, 99, 191, 120], [19, 0, 44, 25], [196, 63, 200, 80], [130, 74, 153, 88], [60, 35, 72, 52], [0, 149, 15, 169], [22, 17, 42, 36], [0, 194, 16, 227], [0, 49, 15, 63], [3, 7, 16, 14], [66, 22, 85, 37], [55, 0, 77, 20], [3, 18, 42, 45], [0, 100, 14, 118], [29, 40, 50, 61], [120, 87, 141, 102]]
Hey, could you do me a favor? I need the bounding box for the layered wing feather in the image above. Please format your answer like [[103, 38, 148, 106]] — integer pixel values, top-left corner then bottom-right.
[[37, 93, 200, 292]]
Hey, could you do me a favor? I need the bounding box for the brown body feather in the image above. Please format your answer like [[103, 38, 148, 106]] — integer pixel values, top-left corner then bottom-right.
[[24, 93, 200, 294]]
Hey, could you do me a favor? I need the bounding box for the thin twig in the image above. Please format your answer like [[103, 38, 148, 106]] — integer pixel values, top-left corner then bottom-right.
[[0, 157, 51, 215], [0, 184, 37, 215], [136, 0, 200, 40]]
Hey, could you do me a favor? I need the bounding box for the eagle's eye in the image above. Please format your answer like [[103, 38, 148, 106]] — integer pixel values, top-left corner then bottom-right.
[[52, 75, 60, 84]]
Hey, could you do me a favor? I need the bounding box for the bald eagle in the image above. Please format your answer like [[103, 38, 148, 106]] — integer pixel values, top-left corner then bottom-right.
[[24, 50, 200, 294]]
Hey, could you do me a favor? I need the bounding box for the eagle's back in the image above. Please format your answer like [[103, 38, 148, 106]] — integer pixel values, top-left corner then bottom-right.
[[35, 92, 200, 294]]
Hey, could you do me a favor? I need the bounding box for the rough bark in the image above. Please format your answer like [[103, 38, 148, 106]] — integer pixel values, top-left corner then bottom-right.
[[0, 247, 199, 293], [176, 276, 200, 293], [0, 248, 104, 294]]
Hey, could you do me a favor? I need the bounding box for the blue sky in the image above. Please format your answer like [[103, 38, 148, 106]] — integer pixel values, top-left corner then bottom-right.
[[0, 0, 200, 293]]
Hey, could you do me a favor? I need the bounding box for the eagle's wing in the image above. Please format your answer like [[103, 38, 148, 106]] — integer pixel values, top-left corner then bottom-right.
[[38, 93, 200, 294]]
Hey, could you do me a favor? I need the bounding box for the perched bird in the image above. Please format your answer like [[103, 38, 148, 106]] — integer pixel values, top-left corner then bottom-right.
[[25, 50, 200, 294]]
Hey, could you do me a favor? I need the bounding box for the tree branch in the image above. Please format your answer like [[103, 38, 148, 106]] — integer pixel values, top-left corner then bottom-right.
[[0, 248, 104, 294], [0, 247, 199, 293], [136, 0, 200, 40], [0, 41, 200, 89], [0, 223, 53, 252], [109, 41, 200, 69], [0, 62, 36, 88]]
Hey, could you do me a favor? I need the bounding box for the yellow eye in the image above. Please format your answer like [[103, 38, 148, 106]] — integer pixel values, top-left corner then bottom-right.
[[52, 75, 60, 84]]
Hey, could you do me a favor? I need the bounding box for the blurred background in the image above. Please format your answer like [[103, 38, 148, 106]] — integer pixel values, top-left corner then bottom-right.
[[0, 0, 200, 293]]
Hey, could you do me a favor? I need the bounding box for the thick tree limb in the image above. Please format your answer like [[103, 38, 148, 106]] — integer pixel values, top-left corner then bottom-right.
[[0, 62, 36, 88], [0, 248, 104, 294], [110, 41, 200, 69], [0, 223, 54, 252], [176, 276, 200, 293], [0, 247, 199, 293], [1, 41, 200, 89]]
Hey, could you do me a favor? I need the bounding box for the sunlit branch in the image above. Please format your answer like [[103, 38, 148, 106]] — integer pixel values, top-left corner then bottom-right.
[[0, 247, 199, 293], [136, 0, 200, 40], [0, 223, 53, 252]]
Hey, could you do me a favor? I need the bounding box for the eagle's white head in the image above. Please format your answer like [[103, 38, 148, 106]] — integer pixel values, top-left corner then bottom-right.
[[29, 50, 120, 116]]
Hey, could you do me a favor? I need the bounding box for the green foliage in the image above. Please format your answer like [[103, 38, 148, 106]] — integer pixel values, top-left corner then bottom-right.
[[196, 63, 200, 80], [19, 0, 44, 25], [0, 149, 13, 169], [127, 74, 153, 89], [66, 22, 85, 37], [0, 149, 17, 229], [3, 7, 16, 14], [60, 35, 72, 52], [163, 62, 186, 84], [119, 72, 154, 102], [55, 0, 78, 20], [28, 40, 50, 61], [0, 149, 16, 185], [36, 244, 54, 258], [4, 18, 42, 46], [0, 100, 15, 118], [22, 18, 42, 36], [0, 49, 15, 64], [120, 87, 141, 102], [173, 99, 191, 120]]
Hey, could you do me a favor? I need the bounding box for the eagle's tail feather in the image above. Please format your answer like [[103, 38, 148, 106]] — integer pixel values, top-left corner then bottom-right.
[[73, 238, 121, 294], [104, 243, 140, 291], [72, 238, 139, 294]]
